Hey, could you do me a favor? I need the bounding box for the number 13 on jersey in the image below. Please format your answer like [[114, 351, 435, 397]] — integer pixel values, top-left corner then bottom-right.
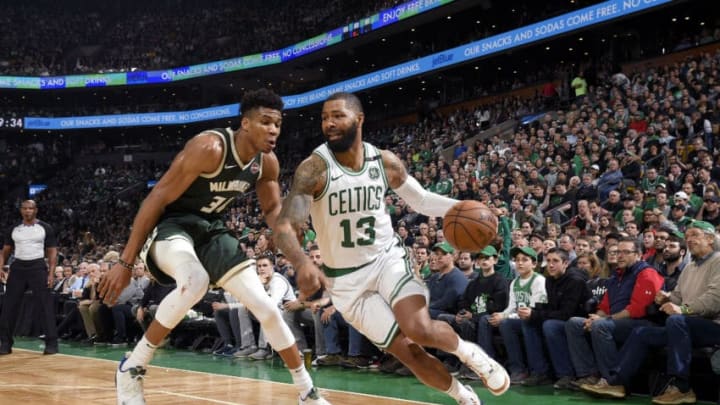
[[339, 216, 376, 247]]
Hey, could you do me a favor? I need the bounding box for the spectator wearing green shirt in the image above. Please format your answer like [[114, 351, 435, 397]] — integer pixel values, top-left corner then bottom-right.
[[301, 221, 316, 250], [613, 195, 644, 226], [571, 70, 587, 104], [413, 244, 431, 280], [475, 160, 491, 180], [434, 170, 454, 196], [639, 167, 666, 193], [678, 184, 703, 214]]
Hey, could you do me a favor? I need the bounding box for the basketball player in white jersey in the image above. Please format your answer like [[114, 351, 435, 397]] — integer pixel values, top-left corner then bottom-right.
[[274, 92, 510, 405]]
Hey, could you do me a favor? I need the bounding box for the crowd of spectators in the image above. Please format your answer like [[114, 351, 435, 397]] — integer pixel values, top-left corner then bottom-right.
[[0, 0, 404, 76], [1, 39, 720, 400]]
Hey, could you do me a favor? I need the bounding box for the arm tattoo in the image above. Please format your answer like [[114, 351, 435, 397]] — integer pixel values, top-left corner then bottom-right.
[[381, 150, 408, 189], [275, 155, 326, 266]]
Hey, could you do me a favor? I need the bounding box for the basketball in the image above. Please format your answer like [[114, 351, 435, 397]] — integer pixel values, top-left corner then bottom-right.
[[443, 201, 498, 252]]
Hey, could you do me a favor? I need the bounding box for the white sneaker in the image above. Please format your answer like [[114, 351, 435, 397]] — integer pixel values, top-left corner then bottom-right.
[[116, 352, 147, 405], [298, 387, 331, 404], [249, 348, 274, 360], [458, 385, 483, 404], [463, 343, 509, 396], [233, 345, 258, 359]]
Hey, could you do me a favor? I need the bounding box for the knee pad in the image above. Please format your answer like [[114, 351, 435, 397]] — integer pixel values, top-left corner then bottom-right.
[[174, 261, 210, 303], [153, 261, 209, 328]]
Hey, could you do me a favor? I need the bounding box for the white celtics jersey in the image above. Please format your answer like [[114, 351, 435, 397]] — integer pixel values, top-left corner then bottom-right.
[[310, 142, 395, 270]]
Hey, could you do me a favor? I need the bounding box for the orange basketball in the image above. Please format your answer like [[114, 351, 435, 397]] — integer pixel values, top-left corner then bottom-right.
[[443, 201, 498, 252]]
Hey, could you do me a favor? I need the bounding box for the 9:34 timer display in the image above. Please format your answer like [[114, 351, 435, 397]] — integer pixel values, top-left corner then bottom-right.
[[0, 117, 23, 129]]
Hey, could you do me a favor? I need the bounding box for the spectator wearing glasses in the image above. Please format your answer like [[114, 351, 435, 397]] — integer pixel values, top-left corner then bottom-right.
[[580, 221, 720, 404], [564, 237, 664, 388], [696, 193, 720, 226], [666, 201, 693, 233]]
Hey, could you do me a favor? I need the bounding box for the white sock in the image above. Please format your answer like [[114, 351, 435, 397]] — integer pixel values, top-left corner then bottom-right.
[[445, 377, 474, 401], [291, 365, 314, 396], [451, 337, 474, 363], [123, 336, 158, 370]]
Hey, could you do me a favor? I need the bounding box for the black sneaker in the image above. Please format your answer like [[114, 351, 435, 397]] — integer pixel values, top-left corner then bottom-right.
[[522, 374, 553, 386], [395, 366, 413, 376], [0, 344, 11, 355], [443, 359, 461, 375], [110, 337, 127, 347], [379, 356, 403, 373], [315, 354, 344, 366], [213, 344, 234, 357], [553, 376, 575, 390], [94, 338, 110, 346], [81, 335, 97, 345], [43, 341, 59, 355], [340, 356, 371, 369], [458, 365, 481, 381]]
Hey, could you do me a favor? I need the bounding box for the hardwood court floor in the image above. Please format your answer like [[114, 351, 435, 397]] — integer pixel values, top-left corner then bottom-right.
[[0, 349, 432, 405], [0, 338, 661, 405]]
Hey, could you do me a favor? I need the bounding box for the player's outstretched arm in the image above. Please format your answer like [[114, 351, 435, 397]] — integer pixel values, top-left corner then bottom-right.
[[99, 132, 222, 304], [381, 149, 457, 218], [274, 154, 326, 298]]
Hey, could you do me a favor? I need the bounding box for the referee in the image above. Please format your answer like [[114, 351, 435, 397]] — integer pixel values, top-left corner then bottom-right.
[[0, 200, 59, 355]]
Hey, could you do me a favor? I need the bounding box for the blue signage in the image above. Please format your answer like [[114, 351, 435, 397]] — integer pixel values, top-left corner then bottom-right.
[[22, 0, 673, 129]]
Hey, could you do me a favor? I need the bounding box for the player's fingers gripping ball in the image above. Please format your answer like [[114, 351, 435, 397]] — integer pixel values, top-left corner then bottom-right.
[[443, 200, 498, 252]]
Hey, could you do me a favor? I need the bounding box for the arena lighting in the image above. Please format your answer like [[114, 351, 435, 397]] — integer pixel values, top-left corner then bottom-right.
[[22, 0, 674, 130]]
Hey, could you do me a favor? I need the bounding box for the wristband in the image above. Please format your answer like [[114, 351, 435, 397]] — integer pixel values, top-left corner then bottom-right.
[[118, 259, 134, 271], [681, 304, 692, 315]]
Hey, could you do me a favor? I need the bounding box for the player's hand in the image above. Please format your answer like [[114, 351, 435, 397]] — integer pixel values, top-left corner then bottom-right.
[[296, 262, 324, 300], [47, 273, 54, 288], [98, 263, 132, 305]]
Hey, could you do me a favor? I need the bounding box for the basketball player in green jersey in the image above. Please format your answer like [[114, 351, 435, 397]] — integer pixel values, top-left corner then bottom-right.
[[99, 89, 330, 405], [274, 92, 510, 405]]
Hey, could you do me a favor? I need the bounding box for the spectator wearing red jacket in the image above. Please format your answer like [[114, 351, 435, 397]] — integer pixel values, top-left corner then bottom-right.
[[564, 237, 664, 387]]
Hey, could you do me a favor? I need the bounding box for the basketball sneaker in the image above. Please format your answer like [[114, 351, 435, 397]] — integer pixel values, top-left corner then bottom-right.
[[298, 387, 331, 404], [458, 386, 483, 405], [462, 343, 510, 396], [116, 352, 147, 405]]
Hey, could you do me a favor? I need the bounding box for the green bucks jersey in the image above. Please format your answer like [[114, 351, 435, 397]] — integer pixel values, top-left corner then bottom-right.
[[165, 128, 263, 219], [310, 142, 394, 270]]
